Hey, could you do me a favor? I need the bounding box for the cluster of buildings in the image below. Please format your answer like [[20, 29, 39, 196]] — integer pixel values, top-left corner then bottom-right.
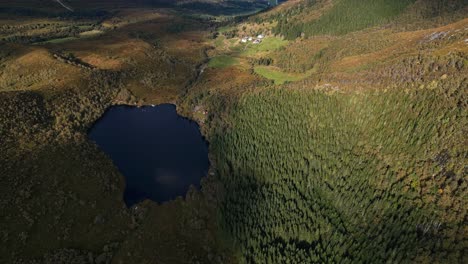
[[241, 34, 265, 44]]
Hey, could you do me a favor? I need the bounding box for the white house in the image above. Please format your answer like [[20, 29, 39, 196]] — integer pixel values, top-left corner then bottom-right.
[[248, 37, 253, 41], [257, 34, 265, 39], [241, 37, 248, 43]]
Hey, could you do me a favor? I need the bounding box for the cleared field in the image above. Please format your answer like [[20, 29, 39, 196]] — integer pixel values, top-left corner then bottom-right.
[[208, 55, 239, 68], [37, 36, 79, 44], [214, 35, 226, 48], [254, 66, 310, 84], [242, 37, 289, 56]]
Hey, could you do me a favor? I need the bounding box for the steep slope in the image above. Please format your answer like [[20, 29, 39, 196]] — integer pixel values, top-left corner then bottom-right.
[[261, 0, 468, 39], [182, 0, 468, 263]]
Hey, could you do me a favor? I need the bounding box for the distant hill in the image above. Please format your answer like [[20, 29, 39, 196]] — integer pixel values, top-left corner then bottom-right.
[[263, 0, 467, 39], [0, 0, 268, 10], [0, 0, 270, 16]]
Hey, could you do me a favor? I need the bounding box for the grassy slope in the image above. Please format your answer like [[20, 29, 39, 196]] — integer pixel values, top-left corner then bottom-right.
[[254, 66, 309, 84], [241, 37, 289, 55], [209, 55, 239, 68]]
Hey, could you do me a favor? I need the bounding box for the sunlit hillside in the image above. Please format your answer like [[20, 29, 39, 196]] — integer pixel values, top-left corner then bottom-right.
[[0, 0, 466, 263]]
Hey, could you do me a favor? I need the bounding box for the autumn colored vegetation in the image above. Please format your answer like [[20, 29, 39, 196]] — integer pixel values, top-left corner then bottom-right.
[[0, 0, 467, 263]]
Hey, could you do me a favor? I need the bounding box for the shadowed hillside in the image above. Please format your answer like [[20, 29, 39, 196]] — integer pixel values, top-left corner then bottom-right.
[[0, 0, 466, 263]]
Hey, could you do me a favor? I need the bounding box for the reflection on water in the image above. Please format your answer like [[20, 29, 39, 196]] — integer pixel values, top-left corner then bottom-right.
[[88, 104, 209, 206]]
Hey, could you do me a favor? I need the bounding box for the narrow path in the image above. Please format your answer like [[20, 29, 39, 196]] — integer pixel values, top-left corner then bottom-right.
[[55, 0, 74, 12]]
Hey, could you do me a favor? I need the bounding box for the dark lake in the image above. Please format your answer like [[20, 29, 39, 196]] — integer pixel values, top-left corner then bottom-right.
[[88, 104, 209, 207]]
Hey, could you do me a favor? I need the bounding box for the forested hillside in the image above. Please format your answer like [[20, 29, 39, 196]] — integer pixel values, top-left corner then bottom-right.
[[265, 0, 468, 39], [191, 0, 468, 262], [211, 84, 466, 263], [0, 0, 466, 263]]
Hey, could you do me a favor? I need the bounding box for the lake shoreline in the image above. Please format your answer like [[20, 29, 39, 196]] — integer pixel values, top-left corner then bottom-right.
[[87, 104, 210, 207]]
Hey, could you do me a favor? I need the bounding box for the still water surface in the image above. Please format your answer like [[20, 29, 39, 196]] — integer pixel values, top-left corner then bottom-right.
[[88, 104, 209, 206]]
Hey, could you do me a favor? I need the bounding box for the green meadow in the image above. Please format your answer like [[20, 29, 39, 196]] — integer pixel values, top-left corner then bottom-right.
[[208, 55, 239, 68]]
